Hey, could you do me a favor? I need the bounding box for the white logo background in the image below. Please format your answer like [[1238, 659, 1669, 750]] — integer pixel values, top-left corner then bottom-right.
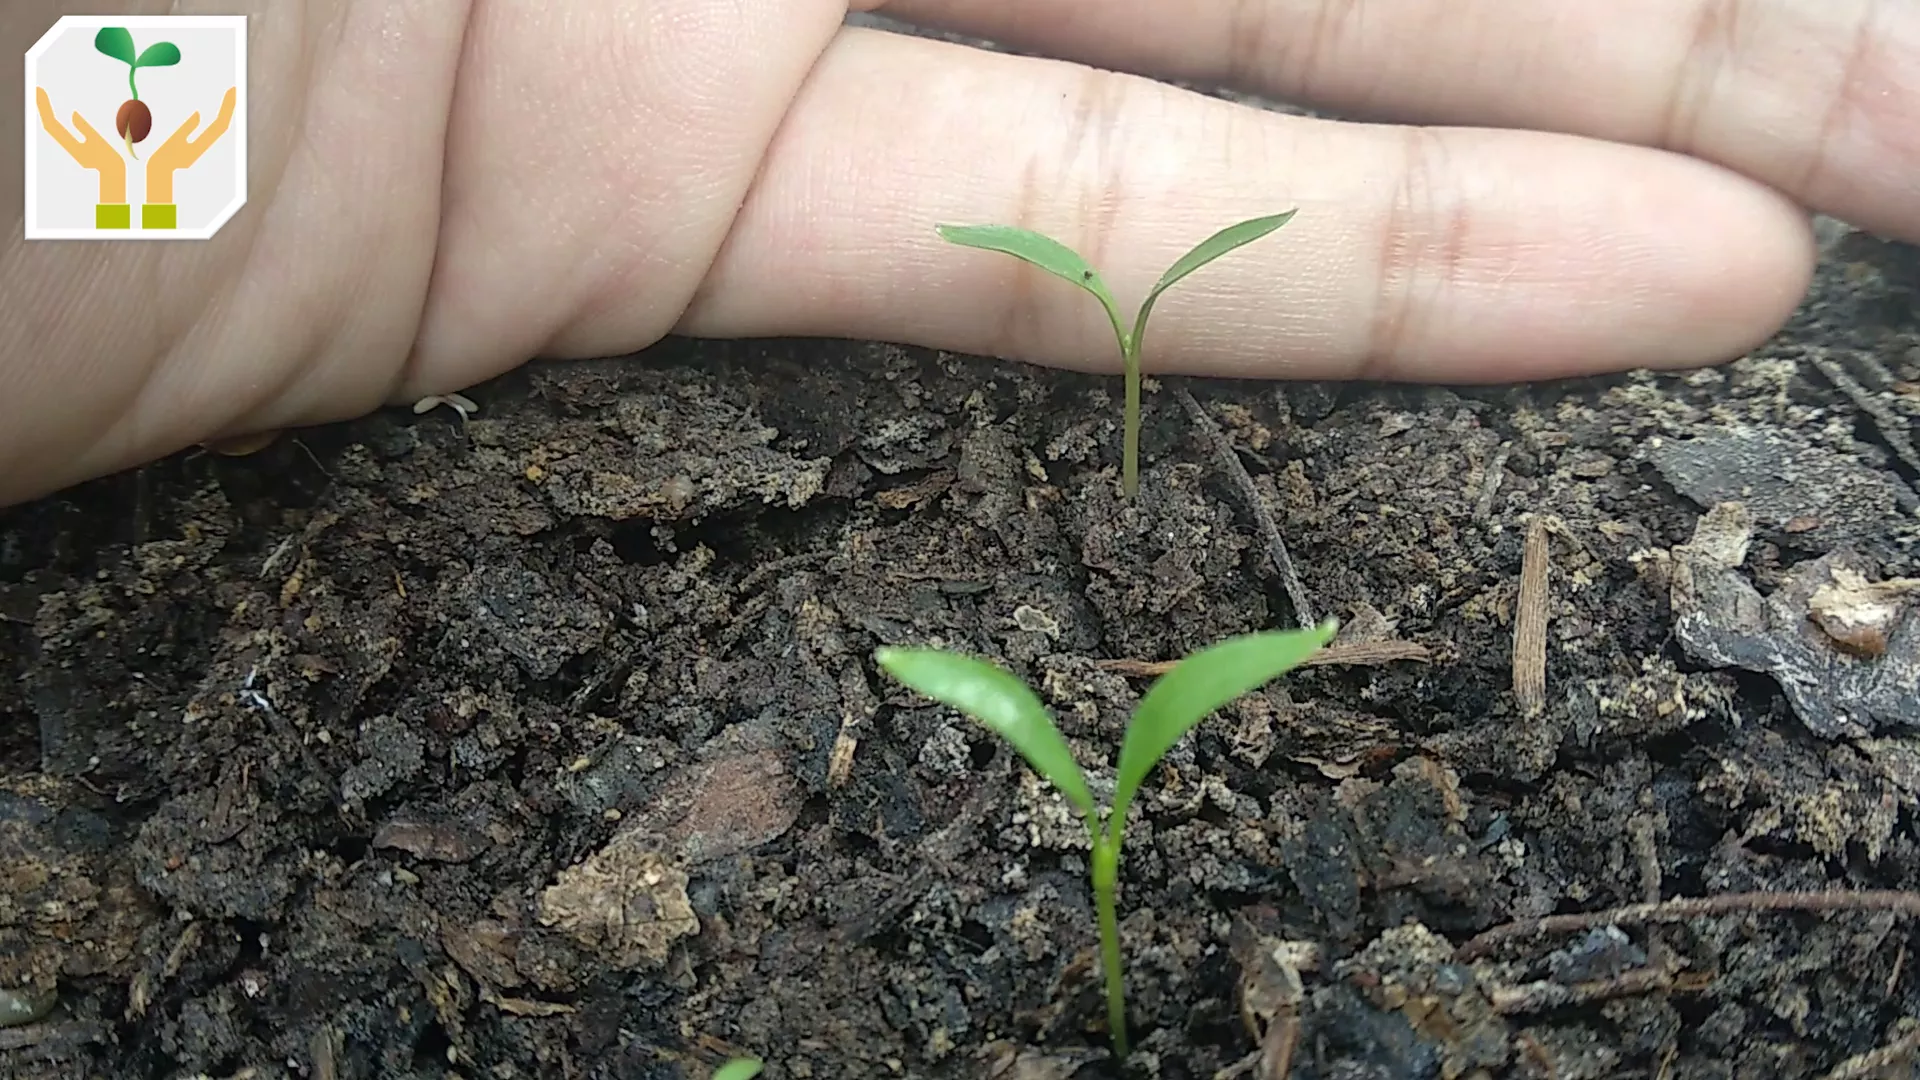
[[24, 14, 247, 239]]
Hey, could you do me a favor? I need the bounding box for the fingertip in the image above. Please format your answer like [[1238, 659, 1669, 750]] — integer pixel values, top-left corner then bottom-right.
[[1365, 134, 1823, 382], [1589, 149, 1817, 375]]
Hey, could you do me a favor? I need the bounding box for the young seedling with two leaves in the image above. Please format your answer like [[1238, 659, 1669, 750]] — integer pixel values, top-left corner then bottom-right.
[[936, 211, 1296, 498], [94, 27, 180, 160], [875, 619, 1336, 1061]]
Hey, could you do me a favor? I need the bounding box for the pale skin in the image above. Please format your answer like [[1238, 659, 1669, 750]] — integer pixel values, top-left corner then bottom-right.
[[1, 0, 1917, 509]]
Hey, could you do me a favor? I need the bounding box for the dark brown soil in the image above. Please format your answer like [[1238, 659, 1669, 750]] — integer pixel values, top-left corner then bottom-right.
[[6, 217, 1920, 1077]]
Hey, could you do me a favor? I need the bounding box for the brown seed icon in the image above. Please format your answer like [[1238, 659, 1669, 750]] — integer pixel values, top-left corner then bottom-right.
[[94, 27, 180, 160], [115, 98, 151, 143]]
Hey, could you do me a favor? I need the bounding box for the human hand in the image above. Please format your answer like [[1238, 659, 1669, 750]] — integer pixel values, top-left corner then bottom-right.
[[145, 87, 238, 207], [33, 85, 127, 206], [3, 0, 1918, 507]]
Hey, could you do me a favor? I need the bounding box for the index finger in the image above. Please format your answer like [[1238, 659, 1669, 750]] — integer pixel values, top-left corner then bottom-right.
[[33, 87, 83, 157], [196, 88, 237, 146], [876, 0, 1920, 243]]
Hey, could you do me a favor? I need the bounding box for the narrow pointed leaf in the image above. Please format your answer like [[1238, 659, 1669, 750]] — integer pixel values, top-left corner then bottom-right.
[[94, 27, 136, 65], [936, 223, 1127, 341], [1145, 211, 1296, 301], [713, 1059, 763, 1080], [1131, 211, 1296, 347], [1110, 620, 1335, 834], [877, 647, 1096, 816], [135, 42, 182, 68]]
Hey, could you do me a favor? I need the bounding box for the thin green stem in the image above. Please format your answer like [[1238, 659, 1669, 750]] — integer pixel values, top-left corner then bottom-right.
[[128, 66, 138, 101], [1121, 340, 1141, 498], [1091, 836, 1128, 1059]]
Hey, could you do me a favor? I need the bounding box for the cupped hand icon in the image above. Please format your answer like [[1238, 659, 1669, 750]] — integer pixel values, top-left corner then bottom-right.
[[35, 86, 127, 204], [147, 87, 236, 206]]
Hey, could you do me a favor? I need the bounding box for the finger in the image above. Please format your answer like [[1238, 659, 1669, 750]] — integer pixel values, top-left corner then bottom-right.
[[681, 28, 1813, 384], [402, 0, 853, 395], [70, 111, 106, 144], [877, 0, 1920, 243], [201, 88, 237, 142], [35, 93, 82, 156]]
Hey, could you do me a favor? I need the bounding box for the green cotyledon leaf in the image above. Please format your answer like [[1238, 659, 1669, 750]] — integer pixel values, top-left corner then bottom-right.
[[876, 646, 1096, 818], [1109, 620, 1335, 840], [1130, 210, 1296, 349], [712, 1058, 763, 1080], [135, 42, 182, 68], [935, 223, 1129, 349], [94, 27, 136, 65]]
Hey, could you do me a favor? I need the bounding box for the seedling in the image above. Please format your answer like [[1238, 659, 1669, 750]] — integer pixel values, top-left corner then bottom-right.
[[713, 1058, 762, 1080], [875, 620, 1336, 1060], [936, 212, 1296, 497], [93, 26, 180, 160]]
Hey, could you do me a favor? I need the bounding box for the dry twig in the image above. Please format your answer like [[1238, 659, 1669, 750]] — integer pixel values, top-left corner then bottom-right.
[[1512, 516, 1550, 716], [1810, 352, 1920, 485], [734, 549, 835, 595], [1472, 445, 1512, 522], [1176, 387, 1317, 627], [1226, 916, 1304, 1080], [1458, 889, 1920, 962], [1488, 966, 1673, 1014]]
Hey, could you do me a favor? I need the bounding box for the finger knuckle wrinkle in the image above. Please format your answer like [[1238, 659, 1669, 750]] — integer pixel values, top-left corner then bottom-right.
[[1660, 0, 1742, 154], [997, 66, 1132, 357], [1368, 128, 1470, 379], [1802, 0, 1891, 199]]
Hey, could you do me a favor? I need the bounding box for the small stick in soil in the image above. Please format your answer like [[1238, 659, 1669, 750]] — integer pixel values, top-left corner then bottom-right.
[[1488, 965, 1674, 1015], [1098, 639, 1432, 678], [734, 549, 836, 596], [1819, 1020, 1920, 1080], [0, 1018, 110, 1054], [1511, 515, 1551, 717], [1472, 445, 1511, 523], [1258, 1014, 1298, 1080], [1627, 811, 1673, 969], [1811, 351, 1920, 486], [1227, 915, 1304, 1080], [1176, 386, 1317, 627], [1457, 888, 1920, 962], [827, 663, 878, 789], [311, 1025, 341, 1080]]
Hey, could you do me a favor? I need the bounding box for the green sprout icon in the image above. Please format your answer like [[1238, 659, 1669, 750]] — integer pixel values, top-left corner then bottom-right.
[[94, 27, 180, 160]]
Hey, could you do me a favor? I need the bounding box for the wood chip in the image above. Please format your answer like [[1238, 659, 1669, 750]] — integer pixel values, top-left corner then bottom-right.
[[1512, 517, 1551, 716], [875, 470, 954, 509]]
